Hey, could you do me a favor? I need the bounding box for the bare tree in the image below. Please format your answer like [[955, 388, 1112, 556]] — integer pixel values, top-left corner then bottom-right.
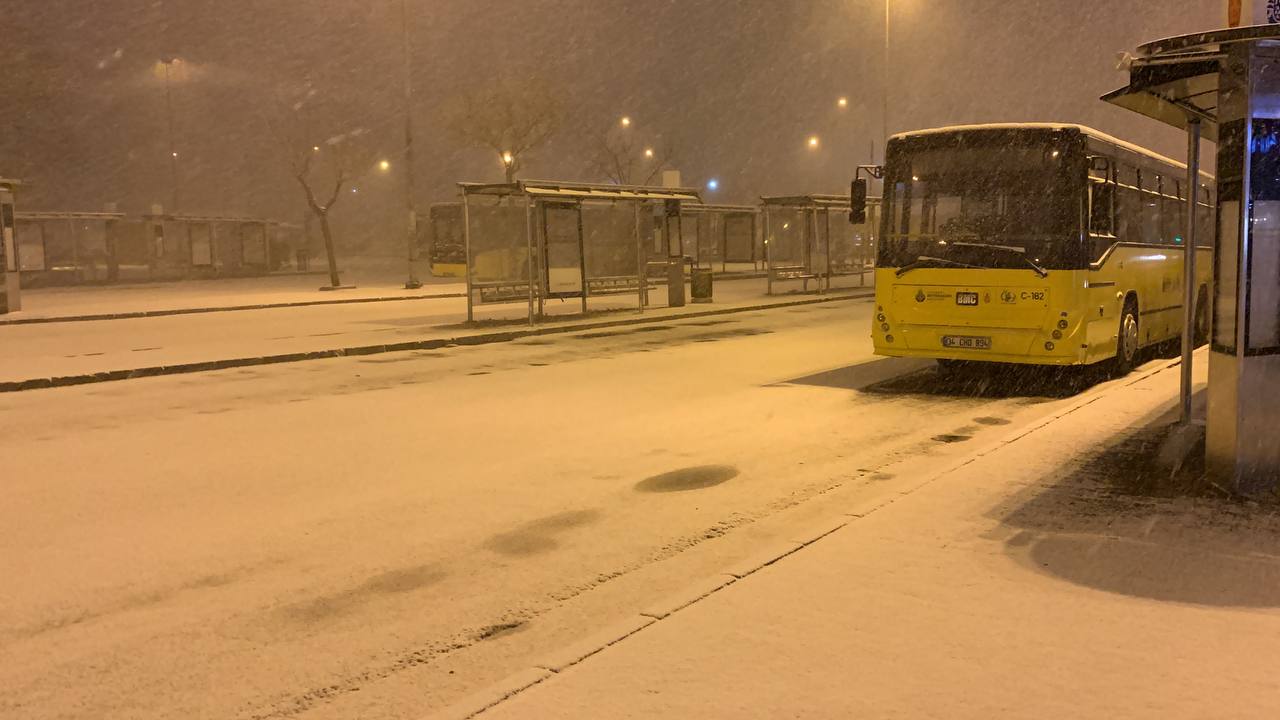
[[446, 78, 562, 182], [585, 120, 677, 186], [268, 87, 379, 289]]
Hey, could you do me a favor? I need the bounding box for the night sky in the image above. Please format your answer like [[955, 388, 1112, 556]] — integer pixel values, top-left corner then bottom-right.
[[3, 1, 1223, 247]]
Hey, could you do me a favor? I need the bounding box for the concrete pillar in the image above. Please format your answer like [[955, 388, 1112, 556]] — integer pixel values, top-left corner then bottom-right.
[[1206, 40, 1280, 494]]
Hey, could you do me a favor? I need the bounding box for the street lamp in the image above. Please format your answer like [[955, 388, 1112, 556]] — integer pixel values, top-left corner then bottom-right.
[[707, 179, 719, 191], [644, 148, 655, 159], [159, 56, 181, 215], [807, 135, 821, 150], [837, 96, 848, 109], [620, 116, 632, 128], [379, 159, 391, 172]]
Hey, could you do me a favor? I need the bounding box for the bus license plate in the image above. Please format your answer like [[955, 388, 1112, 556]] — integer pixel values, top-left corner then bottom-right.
[[956, 292, 979, 306], [942, 335, 991, 350]]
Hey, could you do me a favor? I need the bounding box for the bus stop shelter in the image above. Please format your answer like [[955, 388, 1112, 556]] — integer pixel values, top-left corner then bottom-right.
[[459, 180, 701, 323], [1104, 24, 1280, 493], [14, 212, 284, 286], [761, 194, 880, 294]]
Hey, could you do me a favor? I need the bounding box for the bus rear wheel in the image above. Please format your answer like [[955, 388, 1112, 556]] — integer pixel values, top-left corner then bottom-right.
[[1113, 298, 1140, 376]]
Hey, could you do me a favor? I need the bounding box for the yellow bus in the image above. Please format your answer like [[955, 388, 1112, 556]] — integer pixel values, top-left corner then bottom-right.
[[860, 124, 1214, 373]]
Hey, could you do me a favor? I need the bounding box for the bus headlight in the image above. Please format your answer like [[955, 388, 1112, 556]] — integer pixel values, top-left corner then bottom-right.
[[881, 323, 890, 332], [1044, 341, 1056, 351], [1057, 319, 1069, 330], [885, 334, 895, 343], [877, 313, 886, 322], [1052, 330, 1063, 340]]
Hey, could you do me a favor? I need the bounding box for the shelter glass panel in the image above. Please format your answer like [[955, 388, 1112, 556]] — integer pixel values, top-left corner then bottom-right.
[[767, 208, 805, 265], [467, 195, 530, 286], [190, 224, 213, 266], [724, 214, 754, 263], [543, 203, 583, 296], [16, 221, 46, 271], [242, 224, 268, 265], [582, 202, 639, 282]]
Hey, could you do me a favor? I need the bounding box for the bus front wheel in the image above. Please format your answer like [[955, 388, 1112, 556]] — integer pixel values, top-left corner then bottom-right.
[[1113, 298, 1140, 376]]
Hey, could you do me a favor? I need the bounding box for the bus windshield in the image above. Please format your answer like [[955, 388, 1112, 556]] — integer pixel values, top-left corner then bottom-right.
[[879, 132, 1082, 271]]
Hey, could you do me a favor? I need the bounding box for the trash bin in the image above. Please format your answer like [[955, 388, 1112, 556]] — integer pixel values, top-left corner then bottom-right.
[[691, 267, 713, 304]]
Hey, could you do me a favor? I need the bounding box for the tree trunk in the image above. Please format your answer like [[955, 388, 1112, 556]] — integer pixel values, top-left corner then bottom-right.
[[318, 210, 342, 288]]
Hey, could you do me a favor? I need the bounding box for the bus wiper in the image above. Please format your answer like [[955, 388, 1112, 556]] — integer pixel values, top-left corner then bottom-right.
[[895, 256, 984, 277], [951, 242, 1049, 278]]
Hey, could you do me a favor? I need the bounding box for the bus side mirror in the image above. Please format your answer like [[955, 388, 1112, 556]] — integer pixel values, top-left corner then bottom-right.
[[849, 179, 868, 225]]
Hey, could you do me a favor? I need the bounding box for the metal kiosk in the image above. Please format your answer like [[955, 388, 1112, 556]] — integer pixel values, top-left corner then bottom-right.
[[459, 180, 702, 324], [1106, 24, 1280, 493], [761, 194, 881, 295]]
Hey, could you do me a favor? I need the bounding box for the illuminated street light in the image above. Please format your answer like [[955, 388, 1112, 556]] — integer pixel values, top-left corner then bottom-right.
[[312, 145, 320, 153], [808, 135, 821, 149], [707, 178, 720, 191], [837, 96, 848, 109], [379, 159, 391, 172], [644, 148, 655, 159], [502, 151, 514, 165], [620, 116, 632, 128]]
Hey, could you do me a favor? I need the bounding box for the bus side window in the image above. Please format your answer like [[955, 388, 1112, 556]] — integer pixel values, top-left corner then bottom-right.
[[1115, 165, 1142, 248], [1162, 178, 1185, 245], [1089, 180, 1115, 259], [1197, 186, 1214, 247], [1139, 171, 1163, 245]]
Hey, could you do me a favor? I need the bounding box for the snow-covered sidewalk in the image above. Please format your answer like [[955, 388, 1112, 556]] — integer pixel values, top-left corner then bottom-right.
[[2, 273, 465, 323], [443, 352, 1280, 719], [0, 276, 873, 390]]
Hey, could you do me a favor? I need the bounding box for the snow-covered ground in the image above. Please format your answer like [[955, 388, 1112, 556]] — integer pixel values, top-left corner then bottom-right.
[[474, 355, 1280, 720], [3, 300, 1111, 719]]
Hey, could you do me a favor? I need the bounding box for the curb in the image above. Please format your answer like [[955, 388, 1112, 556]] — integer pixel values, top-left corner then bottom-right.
[[427, 356, 1183, 720], [0, 290, 468, 326], [0, 290, 875, 393]]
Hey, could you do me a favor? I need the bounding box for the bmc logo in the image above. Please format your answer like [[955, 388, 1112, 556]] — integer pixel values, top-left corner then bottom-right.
[[1000, 290, 1017, 304]]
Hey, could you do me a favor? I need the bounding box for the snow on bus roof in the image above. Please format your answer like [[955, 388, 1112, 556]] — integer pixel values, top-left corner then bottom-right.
[[890, 123, 1213, 180]]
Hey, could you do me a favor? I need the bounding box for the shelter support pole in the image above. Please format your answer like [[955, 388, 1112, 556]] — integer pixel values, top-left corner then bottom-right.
[[1181, 117, 1202, 425], [635, 202, 645, 314], [765, 209, 773, 295], [462, 192, 473, 323], [525, 195, 535, 327], [578, 204, 588, 315]]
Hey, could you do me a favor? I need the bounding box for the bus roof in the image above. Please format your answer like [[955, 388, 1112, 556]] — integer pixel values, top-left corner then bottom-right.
[[889, 123, 1212, 180]]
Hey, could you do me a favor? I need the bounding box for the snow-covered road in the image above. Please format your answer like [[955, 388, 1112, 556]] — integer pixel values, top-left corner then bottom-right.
[[2, 299, 1091, 719]]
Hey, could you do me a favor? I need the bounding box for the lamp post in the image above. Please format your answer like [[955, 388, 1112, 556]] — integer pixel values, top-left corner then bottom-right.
[[399, 0, 423, 288], [160, 56, 180, 215]]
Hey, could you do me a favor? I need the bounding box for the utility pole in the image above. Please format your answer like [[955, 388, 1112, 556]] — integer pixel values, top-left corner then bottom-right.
[[400, 0, 423, 289], [882, 0, 890, 165], [161, 56, 181, 215]]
